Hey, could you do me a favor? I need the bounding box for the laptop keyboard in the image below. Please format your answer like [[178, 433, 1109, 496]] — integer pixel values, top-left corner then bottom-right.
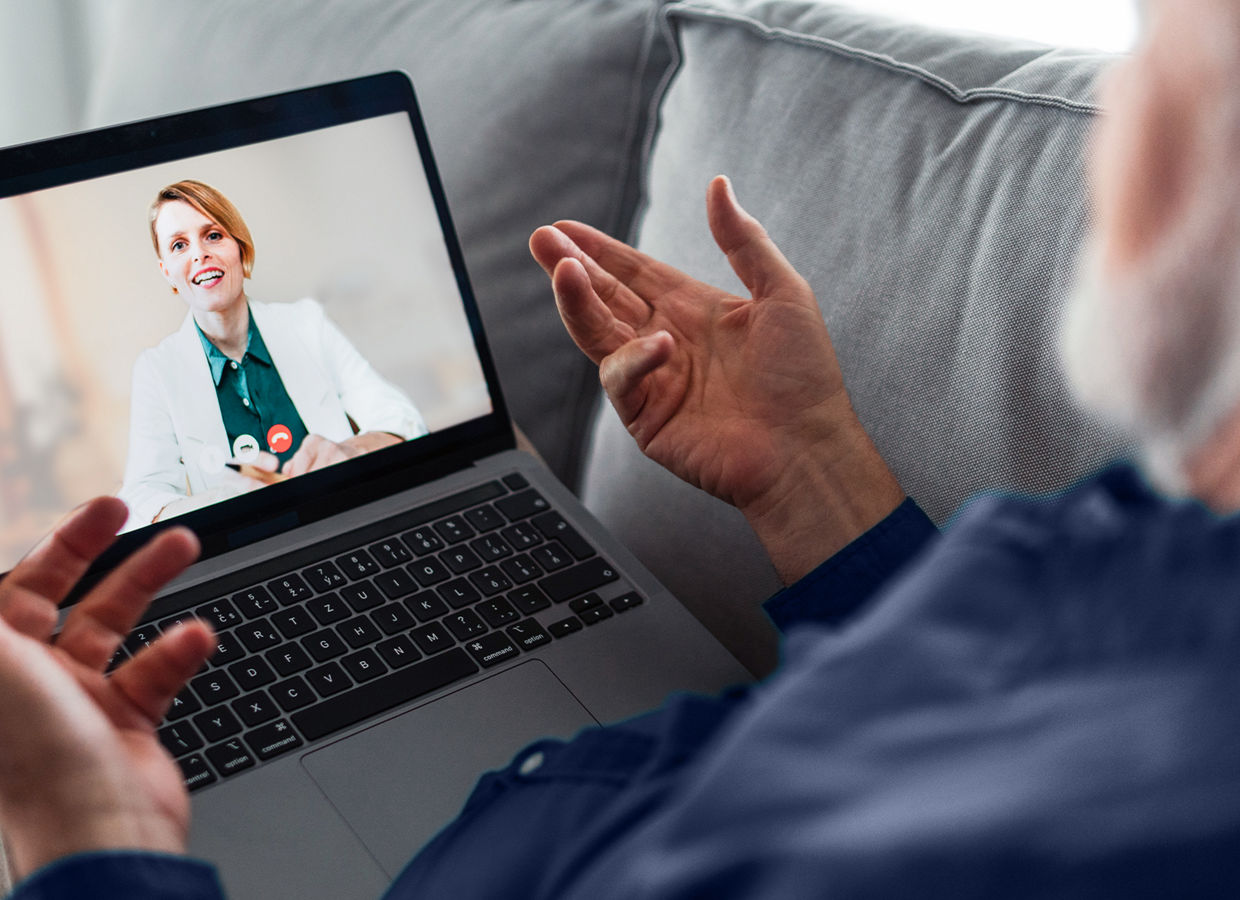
[[111, 473, 645, 792]]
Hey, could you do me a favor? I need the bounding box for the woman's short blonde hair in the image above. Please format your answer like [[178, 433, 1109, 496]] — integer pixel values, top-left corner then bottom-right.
[[149, 179, 255, 277]]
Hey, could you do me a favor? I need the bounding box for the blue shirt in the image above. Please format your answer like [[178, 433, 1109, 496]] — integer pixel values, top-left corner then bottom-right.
[[15, 465, 1240, 898]]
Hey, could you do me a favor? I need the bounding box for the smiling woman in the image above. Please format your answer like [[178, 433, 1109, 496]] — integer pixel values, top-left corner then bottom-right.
[[117, 179, 430, 529]]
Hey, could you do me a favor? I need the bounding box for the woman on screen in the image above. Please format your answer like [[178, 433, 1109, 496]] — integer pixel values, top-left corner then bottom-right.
[[117, 179, 426, 529]]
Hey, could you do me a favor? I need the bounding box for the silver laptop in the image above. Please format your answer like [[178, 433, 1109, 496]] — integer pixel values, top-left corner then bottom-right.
[[0, 72, 748, 897]]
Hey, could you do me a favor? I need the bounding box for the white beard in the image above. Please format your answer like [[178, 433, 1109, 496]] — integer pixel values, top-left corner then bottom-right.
[[1059, 191, 1240, 496]]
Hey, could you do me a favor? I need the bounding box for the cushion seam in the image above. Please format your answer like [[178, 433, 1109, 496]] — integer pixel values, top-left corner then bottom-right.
[[665, 1, 1102, 115]]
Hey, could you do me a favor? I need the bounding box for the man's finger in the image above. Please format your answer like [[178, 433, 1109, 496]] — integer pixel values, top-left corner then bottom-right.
[[1, 498, 128, 625], [552, 220, 693, 311], [110, 621, 216, 726], [552, 257, 638, 364], [532, 225, 659, 325], [55, 528, 200, 672], [706, 175, 808, 303], [599, 331, 674, 428]]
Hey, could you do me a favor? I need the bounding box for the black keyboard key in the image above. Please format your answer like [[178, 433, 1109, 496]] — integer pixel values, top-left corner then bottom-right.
[[337, 615, 383, 649], [306, 593, 350, 626], [569, 592, 604, 615], [464, 632, 519, 668], [195, 599, 242, 630], [469, 567, 512, 596], [500, 522, 543, 551], [405, 592, 449, 622], [371, 603, 415, 635], [123, 624, 160, 656], [496, 489, 551, 522], [342, 648, 387, 683], [443, 609, 488, 641], [549, 617, 584, 638], [166, 688, 201, 721], [267, 642, 313, 676], [335, 549, 380, 579], [342, 580, 387, 610], [540, 559, 619, 604], [410, 622, 454, 654], [409, 558, 451, 588], [579, 606, 615, 626], [376, 635, 421, 668], [306, 662, 352, 697], [301, 562, 347, 593], [191, 671, 240, 706], [369, 538, 412, 568], [266, 575, 313, 606], [373, 568, 419, 600], [434, 515, 475, 544], [270, 676, 315, 712], [106, 644, 129, 673], [238, 619, 282, 653], [231, 690, 280, 727], [158, 611, 200, 634], [178, 753, 216, 792], [476, 598, 519, 628], [292, 648, 478, 741], [270, 607, 315, 639], [401, 527, 443, 556], [246, 719, 303, 761], [303, 629, 348, 662], [194, 706, 242, 743], [443, 545, 482, 574], [500, 555, 542, 584], [228, 657, 276, 691], [233, 587, 278, 618], [531, 511, 596, 560], [508, 585, 552, 615], [506, 619, 552, 652], [159, 721, 204, 756], [208, 630, 245, 667], [438, 578, 481, 610], [502, 472, 529, 490], [530, 541, 572, 572], [470, 534, 512, 562], [609, 592, 644, 613], [205, 738, 255, 777], [464, 504, 506, 533]]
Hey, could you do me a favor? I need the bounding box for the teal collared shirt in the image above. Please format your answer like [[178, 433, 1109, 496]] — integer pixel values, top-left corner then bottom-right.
[[196, 308, 309, 467]]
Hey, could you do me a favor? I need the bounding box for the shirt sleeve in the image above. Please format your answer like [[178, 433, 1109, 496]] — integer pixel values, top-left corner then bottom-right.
[[762, 496, 939, 633], [9, 852, 225, 900]]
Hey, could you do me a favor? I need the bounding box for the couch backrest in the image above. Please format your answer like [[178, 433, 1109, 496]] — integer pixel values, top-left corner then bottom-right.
[[580, 0, 1134, 673], [79, 0, 669, 487]]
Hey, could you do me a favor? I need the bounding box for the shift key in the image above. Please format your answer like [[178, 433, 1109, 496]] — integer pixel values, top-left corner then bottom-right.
[[539, 559, 619, 604]]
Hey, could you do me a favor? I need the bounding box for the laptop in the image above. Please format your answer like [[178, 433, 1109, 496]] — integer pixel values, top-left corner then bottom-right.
[[0, 72, 749, 897]]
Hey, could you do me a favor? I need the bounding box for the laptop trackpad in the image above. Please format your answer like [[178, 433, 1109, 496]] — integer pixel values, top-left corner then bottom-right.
[[302, 660, 598, 875]]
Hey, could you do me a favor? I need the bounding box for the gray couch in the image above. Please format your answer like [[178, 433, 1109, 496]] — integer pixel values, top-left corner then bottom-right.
[[6, 0, 1128, 685], [0, 0, 1138, 889]]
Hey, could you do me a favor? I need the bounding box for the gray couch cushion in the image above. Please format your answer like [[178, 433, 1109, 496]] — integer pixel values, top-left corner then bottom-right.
[[580, 0, 1132, 674], [85, 0, 667, 486]]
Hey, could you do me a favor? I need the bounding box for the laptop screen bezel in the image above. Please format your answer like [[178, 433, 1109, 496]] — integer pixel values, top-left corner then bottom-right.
[[0, 72, 515, 585]]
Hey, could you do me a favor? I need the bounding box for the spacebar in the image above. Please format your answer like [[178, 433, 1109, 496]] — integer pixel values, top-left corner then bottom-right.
[[292, 648, 479, 741]]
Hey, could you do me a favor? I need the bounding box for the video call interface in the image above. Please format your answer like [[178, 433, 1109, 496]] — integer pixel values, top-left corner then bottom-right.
[[0, 112, 492, 572]]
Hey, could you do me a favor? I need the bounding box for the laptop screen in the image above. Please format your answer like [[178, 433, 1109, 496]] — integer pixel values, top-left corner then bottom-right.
[[0, 74, 510, 576]]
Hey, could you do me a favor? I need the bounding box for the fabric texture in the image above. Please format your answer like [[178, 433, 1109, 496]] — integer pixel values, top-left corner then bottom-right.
[[580, 0, 1134, 675], [85, 0, 673, 488]]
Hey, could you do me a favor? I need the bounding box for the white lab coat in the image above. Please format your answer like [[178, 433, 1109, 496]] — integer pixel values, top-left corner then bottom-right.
[[118, 298, 426, 529]]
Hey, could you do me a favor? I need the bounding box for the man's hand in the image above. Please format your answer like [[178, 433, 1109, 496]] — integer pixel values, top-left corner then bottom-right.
[[530, 176, 904, 582], [0, 498, 214, 880]]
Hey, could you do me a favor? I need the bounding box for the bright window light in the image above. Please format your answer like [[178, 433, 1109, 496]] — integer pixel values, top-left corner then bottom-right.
[[852, 0, 1139, 53]]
